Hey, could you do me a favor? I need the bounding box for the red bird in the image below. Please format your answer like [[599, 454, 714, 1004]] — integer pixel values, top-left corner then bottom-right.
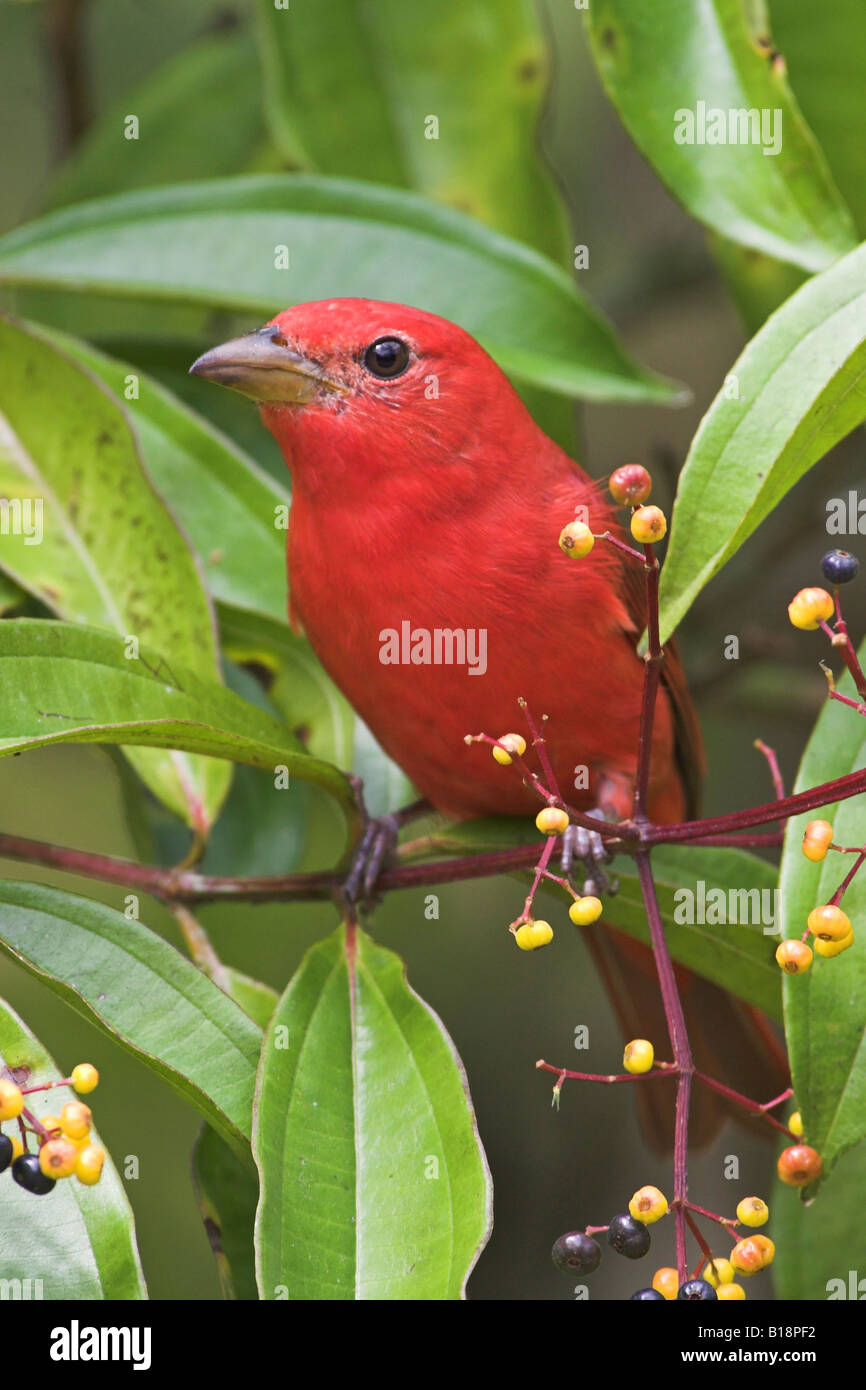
[[191, 298, 701, 830], [192, 299, 785, 1145]]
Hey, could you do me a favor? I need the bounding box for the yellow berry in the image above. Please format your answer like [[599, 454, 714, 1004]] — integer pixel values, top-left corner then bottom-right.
[[717, 1282, 746, 1301], [0, 1080, 23, 1122], [9, 1135, 23, 1161], [535, 807, 570, 836], [71, 1064, 99, 1095], [628, 1184, 668, 1224], [623, 1039, 654, 1074], [630, 505, 667, 544], [736, 1196, 769, 1228], [703, 1257, 735, 1288], [775, 939, 813, 975], [75, 1144, 105, 1186], [807, 904, 852, 942], [788, 587, 834, 631], [789, 1111, 804, 1137], [514, 920, 553, 951], [60, 1101, 92, 1141], [813, 929, 854, 957], [492, 733, 526, 766], [652, 1267, 678, 1300], [609, 464, 652, 507], [801, 819, 833, 862], [559, 521, 595, 559], [39, 1137, 79, 1179], [40, 1114, 63, 1137], [569, 895, 603, 926]]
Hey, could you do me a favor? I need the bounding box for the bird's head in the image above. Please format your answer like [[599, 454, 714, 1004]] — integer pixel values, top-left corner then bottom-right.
[[189, 298, 528, 496]]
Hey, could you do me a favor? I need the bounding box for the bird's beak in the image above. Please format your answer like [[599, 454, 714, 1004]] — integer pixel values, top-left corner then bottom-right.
[[189, 328, 337, 405]]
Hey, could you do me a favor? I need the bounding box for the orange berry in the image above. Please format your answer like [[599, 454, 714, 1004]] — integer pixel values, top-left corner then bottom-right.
[[652, 1267, 678, 1300], [60, 1101, 92, 1141], [559, 521, 595, 559], [788, 587, 834, 630], [0, 1080, 23, 1122], [731, 1234, 774, 1275], [807, 904, 852, 942], [801, 820, 833, 862], [630, 505, 667, 545], [777, 1144, 822, 1187], [75, 1144, 105, 1186], [775, 940, 812, 975], [717, 1282, 746, 1300], [39, 1137, 79, 1179]]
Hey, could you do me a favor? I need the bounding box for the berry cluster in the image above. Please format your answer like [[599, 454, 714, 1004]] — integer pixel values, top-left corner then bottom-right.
[[552, 1188, 776, 1301], [0, 1063, 105, 1196]]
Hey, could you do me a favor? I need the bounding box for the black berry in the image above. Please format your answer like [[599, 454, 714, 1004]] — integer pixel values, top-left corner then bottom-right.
[[677, 1278, 718, 1301], [0, 1134, 12, 1172], [630, 1287, 665, 1300], [821, 549, 859, 585], [11, 1153, 55, 1195], [551, 1231, 602, 1275], [608, 1213, 651, 1259]]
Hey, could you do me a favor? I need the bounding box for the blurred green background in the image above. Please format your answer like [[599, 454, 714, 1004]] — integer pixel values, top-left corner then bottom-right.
[[0, 0, 863, 1299]]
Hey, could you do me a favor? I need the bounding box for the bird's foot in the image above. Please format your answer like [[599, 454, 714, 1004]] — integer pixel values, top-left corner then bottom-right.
[[342, 811, 402, 908], [561, 809, 616, 897]]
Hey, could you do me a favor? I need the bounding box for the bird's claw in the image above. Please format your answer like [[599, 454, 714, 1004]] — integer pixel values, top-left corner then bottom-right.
[[561, 810, 616, 897], [342, 812, 401, 907]]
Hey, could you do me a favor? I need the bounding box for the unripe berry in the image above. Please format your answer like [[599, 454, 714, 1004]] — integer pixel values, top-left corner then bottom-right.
[[9, 1135, 23, 1161], [12, 1152, 55, 1195], [41, 1114, 62, 1136], [821, 549, 859, 585], [568, 895, 603, 926], [652, 1267, 679, 1300], [0, 1079, 23, 1122], [535, 806, 570, 836], [609, 464, 652, 506], [630, 505, 667, 545], [801, 819, 833, 862], [492, 733, 526, 766], [807, 904, 852, 942], [39, 1137, 79, 1180], [494, 733, 528, 767], [813, 929, 854, 957], [775, 940, 812, 975], [731, 1235, 774, 1275], [75, 1144, 106, 1186], [60, 1101, 92, 1141], [551, 1231, 601, 1275], [677, 1279, 717, 1301], [71, 1063, 99, 1095], [777, 1145, 822, 1187], [787, 587, 834, 630], [789, 1111, 804, 1137], [628, 1185, 668, 1225], [559, 521, 595, 559], [514, 920, 553, 951], [623, 1039, 654, 1074], [608, 1213, 651, 1259], [703, 1257, 735, 1287], [736, 1196, 769, 1228], [717, 1282, 746, 1301]]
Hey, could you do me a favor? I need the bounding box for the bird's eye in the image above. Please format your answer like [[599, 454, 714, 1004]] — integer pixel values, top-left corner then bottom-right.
[[362, 337, 411, 379]]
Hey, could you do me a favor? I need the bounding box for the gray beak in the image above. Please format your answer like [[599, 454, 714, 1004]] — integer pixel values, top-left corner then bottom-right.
[[189, 327, 336, 405]]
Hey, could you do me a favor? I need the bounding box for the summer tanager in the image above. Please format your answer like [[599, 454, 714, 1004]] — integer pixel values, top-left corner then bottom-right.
[[191, 298, 701, 826], [191, 300, 784, 1144]]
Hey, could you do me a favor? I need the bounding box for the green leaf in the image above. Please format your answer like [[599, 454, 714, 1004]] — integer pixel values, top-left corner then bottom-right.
[[254, 0, 568, 261], [771, 0, 866, 237], [222, 969, 279, 1031], [0, 175, 680, 404], [51, 329, 290, 623], [46, 32, 276, 211], [0, 994, 146, 1298], [192, 1124, 260, 1300], [0, 880, 261, 1154], [253, 922, 492, 1299], [778, 636, 866, 1182], [773, 1137, 866, 1299], [0, 619, 357, 827], [426, 820, 781, 1018], [219, 604, 414, 815], [0, 314, 230, 830], [584, 0, 856, 272], [658, 240, 866, 644]]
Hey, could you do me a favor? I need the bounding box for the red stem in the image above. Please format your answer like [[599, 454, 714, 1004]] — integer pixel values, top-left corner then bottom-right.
[[535, 1058, 676, 1085], [694, 1072, 794, 1137], [632, 548, 662, 822]]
